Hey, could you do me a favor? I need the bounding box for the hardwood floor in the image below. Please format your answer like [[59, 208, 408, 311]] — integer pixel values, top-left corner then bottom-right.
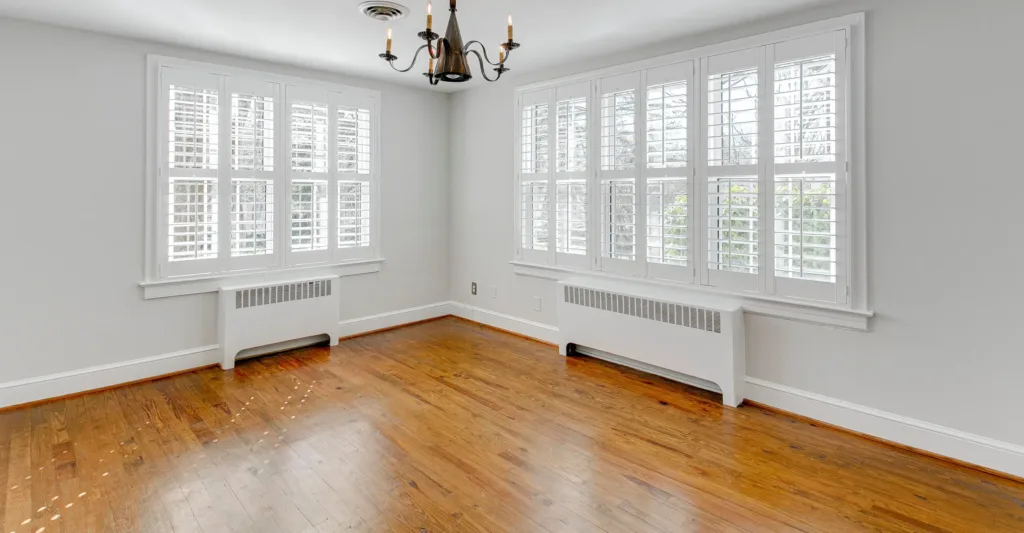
[[2, 317, 1022, 532]]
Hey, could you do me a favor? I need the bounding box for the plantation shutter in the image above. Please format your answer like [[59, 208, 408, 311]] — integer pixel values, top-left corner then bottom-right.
[[768, 31, 848, 303], [644, 61, 694, 283], [161, 67, 223, 277], [702, 48, 764, 292], [597, 71, 644, 276], [227, 78, 279, 270], [554, 81, 590, 269], [287, 85, 332, 264], [517, 89, 552, 264], [333, 91, 377, 260]]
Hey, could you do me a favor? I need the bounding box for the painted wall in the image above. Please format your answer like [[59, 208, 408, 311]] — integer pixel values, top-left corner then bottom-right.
[[448, 0, 1024, 448], [0, 17, 450, 384]]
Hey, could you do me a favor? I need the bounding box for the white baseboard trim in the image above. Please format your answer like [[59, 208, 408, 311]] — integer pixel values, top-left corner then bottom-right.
[[447, 301, 559, 344], [0, 345, 220, 409], [337, 301, 454, 338], [745, 377, 1024, 479]]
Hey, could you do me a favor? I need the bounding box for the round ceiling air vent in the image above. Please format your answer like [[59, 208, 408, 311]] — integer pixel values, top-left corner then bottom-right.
[[358, 1, 408, 22]]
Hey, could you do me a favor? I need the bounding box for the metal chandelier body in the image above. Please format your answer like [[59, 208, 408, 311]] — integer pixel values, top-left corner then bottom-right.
[[379, 0, 520, 85]]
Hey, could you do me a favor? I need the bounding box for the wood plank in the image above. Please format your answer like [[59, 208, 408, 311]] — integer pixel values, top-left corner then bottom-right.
[[1, 317, 1023, 533]]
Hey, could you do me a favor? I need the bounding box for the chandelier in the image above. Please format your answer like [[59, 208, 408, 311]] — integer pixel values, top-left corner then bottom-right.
[[379, 0, 520, 85]]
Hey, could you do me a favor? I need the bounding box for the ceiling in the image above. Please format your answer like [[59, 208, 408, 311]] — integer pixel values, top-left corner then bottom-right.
[[0, 0, 843, 92]]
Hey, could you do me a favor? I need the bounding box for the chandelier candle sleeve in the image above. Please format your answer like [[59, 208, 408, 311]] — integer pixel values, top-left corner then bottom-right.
[[386, 28, 392, 53], [426, 2, 432, 31], [499, 45, 505, 63], [508, 15, 513, 41]]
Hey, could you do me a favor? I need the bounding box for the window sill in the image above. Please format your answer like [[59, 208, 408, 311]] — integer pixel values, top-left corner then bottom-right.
[[141, 258, 385, 299], [511, 260, 873, 331]]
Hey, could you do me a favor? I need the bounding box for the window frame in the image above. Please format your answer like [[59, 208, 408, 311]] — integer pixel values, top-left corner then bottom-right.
[[512, 14, 869, 319], [144, 56, 382, 298]]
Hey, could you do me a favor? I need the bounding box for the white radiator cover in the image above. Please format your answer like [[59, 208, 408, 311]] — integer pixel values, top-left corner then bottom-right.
[[218, 275, 341, 369], [557, 277, 746, 407]]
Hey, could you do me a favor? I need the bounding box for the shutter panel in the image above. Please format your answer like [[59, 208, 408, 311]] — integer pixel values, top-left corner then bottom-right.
[[554, 81, 590, 269], [770, 31, 848, 303], [518, 89, 552, 264], [162, 68, 222, 276], [287, 86, 332, 264], [644, 61, 694, 283], [703, 48, 763, 292], [334, 92, 375, 257], [228, 79, 278, 266], [598, 72, 643, 276]]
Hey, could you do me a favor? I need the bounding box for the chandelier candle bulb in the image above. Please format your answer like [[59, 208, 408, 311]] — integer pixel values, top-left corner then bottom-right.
[[499, 45, 505, 63], [386, 28, 392, 53], [426, 2, 432, 31], [507, 15, 513, 41]]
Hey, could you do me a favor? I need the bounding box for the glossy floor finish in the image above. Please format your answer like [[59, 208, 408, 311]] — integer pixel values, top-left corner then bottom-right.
[[2, 318, 1023, 533]]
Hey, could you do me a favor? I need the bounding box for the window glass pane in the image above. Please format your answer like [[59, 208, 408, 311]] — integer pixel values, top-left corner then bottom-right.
[[646, 81, 687, 168], [169, 85, 219, 170], [290, 102, 329, 172], [647, 178, 687, 265], [230, 179, 273, 257], [290, 180, 329, 251], [168, 178, 218, 261], [232, 94, 274, 171], [708, 68, 758, 166]]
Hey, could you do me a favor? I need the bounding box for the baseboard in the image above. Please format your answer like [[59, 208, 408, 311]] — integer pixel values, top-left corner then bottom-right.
[[337, 302, 454, 339], [0, 345, 220, 410], [745, 377, 1024, 479], [447, 301, 559, 345]]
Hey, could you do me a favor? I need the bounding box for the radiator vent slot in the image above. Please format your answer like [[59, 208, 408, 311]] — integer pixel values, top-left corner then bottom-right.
[[564, 285, 720, 333], [235, 279, 332, 309]]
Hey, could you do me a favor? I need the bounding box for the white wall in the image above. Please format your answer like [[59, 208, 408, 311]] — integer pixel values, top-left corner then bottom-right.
[[0, 17, 450, 384], [449, 0, 1024, 452]]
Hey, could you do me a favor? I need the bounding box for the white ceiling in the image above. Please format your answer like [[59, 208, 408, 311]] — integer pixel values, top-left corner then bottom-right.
[[0, 0, 842, 92]]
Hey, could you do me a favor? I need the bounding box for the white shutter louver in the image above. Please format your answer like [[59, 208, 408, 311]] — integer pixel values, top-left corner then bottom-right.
[[290, 180, 329, 252], [770, 31, 847, 303], [598, 72, 643, 275], [229, 83, 277, 262], [644, 62, 694, 281], [554, 82, 589, 267], [230, 179, 274, 256], [519, 91, 551, 261], [704, 49, 762, 291], [163, 69, 222, 276], [337, 104, 372, 250]]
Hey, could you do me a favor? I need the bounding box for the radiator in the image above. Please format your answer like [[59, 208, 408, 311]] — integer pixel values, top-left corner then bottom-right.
[[557, 278, 746, 407], [218, 275, 340, 369]]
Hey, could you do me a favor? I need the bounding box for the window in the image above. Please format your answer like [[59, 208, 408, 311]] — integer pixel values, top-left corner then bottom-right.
[[515, 24, 855, 307], [149, 58, 380, 282]]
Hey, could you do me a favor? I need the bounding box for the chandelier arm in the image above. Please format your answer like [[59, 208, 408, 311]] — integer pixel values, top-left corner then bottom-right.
[[466, 49, 502, 82], [462, 40, 504, 66], [388, 44, 431, 73]]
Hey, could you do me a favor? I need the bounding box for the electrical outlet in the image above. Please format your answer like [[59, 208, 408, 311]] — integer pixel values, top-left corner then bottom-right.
[[471, 282, 477, 296], [533, 296, 542, 311], [490, 285, 498, 298]]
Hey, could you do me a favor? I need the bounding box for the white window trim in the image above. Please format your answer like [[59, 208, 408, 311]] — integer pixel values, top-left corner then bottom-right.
[[512, 13, 870, 325], [143, 55, 383, 297]]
